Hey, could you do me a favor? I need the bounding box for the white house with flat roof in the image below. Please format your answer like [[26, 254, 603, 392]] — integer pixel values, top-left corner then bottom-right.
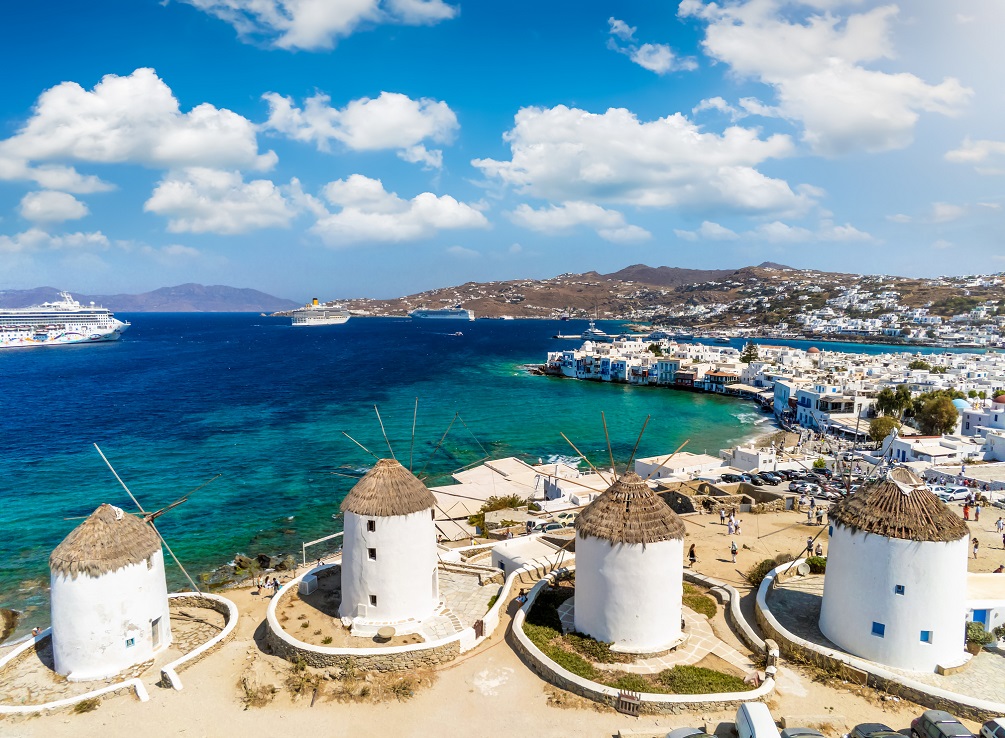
[[634, 451, 723, 481]]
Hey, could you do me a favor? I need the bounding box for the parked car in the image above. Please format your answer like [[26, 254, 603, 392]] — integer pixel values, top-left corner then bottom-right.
[[937, 487, 969, 502], [781, 729, 826, 738], [911, 710, 974, 738], [980, 719, 1005, 738], [735, 702, 781, 738], [553, 511, 578, 525], [753, 473, 778, 486], [760, 472, 783, 484], [666, 729, 716, 738], [814, 489, 840, 501], [721, 473, 743, 483], [851, 723, 901, 738]]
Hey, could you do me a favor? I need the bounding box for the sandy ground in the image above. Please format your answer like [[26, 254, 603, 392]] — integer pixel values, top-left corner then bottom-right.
[[0, 506, 989, 738]]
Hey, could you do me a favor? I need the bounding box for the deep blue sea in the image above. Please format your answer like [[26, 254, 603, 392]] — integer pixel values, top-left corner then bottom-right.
[[0, 315, 974, 637]]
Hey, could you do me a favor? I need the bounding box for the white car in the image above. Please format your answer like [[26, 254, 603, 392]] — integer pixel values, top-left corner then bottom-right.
[[980, 719, 1005, 738], [937, 487, 969, 502]]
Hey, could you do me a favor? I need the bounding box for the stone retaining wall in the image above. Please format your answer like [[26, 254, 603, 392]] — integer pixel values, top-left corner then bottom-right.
[[756, 561, 1005, 722], [264, 628, 460, 671], [511, 570, 776, 713], [161, 592, 240, 689]]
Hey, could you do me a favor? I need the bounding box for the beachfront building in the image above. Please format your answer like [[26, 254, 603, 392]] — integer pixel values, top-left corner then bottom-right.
[[819, 468, 970, 672], [573, 471, 687, 653], [49, 503, 172, 681], [339, 459, 439, 632]]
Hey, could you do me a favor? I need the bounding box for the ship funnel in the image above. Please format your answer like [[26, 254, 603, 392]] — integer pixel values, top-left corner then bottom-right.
[[312, 297, 318, 306]]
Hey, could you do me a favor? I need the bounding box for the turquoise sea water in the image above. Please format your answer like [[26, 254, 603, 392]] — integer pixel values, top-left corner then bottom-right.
[[0, 315, 964, 636]]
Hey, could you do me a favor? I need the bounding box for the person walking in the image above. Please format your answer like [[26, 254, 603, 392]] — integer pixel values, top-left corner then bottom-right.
[[996, 517, 1004, 535], [963, 503, 970, 521], [735, 520, 743, 535], [975, 503, 981, 522], [806, 536, 814, 557], [730, 540, 738, 563], [720, 508, 726, 525], [688, 544, 697, 568], [973, 538, 980, 559]]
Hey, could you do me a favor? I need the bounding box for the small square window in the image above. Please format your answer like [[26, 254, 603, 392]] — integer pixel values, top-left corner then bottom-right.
[[895, 584, 905, 595], [367, 519, 376, 532], [125, 637, 135, 648], [369, 595, 377, 606], [920, 630, 933, 643], [368, 548, 377, 560], [872, 622, 886, 637]]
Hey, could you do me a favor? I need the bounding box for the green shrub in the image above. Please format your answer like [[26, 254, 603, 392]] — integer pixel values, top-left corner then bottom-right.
[[565, 632, 631, 664], [73, 697, 100, 714], [608, 673, 661, 693], [967, 621, 994, 645], [486, 593, 499, 611], [813, 458, 827, 469], [805, 556, 827, 574], [993, 624, 1005, 642], [683, 583, 717, 618], [523, 622, 560, 650], [656, 665, 751, 694], [744, 559, 781, 588], [546, 648, 598, 680]]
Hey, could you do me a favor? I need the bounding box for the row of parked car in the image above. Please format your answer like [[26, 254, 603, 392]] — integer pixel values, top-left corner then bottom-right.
[[665, 704, 1003, 738]]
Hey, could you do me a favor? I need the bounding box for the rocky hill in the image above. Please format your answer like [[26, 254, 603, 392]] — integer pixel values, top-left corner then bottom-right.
[[0, 284, 300, 312], [336, 264, 1003, 328]]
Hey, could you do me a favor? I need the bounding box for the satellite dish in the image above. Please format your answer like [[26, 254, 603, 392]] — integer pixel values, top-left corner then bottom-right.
[[796, 562, 811, 576]]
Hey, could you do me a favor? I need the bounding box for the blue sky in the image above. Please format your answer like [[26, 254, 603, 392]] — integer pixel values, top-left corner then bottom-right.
[[1, 0, 1003, 300]]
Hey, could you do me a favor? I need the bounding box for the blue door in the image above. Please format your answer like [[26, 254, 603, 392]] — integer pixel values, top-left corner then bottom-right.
[[973, 609, 988, 626]]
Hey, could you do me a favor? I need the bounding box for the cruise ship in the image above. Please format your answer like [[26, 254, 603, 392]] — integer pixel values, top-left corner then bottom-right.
[[291, 298, 350, 326], [408, 305, 474, 321], [0, 292, 129, 348]]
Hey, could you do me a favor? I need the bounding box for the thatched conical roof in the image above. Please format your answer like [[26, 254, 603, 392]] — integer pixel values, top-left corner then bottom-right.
[[340, 458, 435, 517], [50, 504, 161, 579], [575, 471, 686, 545], [828, 467, 969, 543]]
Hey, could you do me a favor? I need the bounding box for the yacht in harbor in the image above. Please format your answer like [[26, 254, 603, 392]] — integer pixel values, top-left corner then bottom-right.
[[409, 304, 474, 321], [291, 298, 350, 326], [0, 292, 129, 348]]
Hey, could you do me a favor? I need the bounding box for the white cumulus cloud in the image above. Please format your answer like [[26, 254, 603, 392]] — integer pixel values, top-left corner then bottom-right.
[[674, 219, 871, 242], [607, 18, 696, 74], [0, 228, 109, 253], [19, 191, 89, 223], [510, 201, 651, 243], [945, 138, 1005, 170], [680, 0, 972, 155], [262, 91, 457, 168], [472, 105, 811, 216], [183, 0, 456, 51], [312, 174, 489, 245], [0, 68, 276, 174], [144, 168, 296, 234]]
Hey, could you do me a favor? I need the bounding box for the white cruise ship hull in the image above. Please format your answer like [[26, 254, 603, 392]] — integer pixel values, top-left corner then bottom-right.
[[0, 292, 130, 349], [0, 322, 128, 349], [292, 314, 350, 326], [409, 310, 474, 320]]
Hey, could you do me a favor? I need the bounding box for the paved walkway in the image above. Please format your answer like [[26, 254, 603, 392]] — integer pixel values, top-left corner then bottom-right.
[[555, 597, 756, 674], [769, 574, 1005, 704]]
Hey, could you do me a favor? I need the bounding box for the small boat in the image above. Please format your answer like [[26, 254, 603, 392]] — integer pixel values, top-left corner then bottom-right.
[[451, 331, 464, 336]]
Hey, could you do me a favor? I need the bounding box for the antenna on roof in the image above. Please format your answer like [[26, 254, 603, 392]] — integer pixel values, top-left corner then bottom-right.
[[93, 444, 203, 594], [409, 397, 418, 471], [341, 431, 380, 460], [625, 414, 651, 471], [374, 405, 396, 460], [601, 411, 617, 480]]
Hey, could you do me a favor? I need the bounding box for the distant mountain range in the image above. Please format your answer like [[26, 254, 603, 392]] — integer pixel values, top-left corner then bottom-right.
[[0, 284, 301, 312]]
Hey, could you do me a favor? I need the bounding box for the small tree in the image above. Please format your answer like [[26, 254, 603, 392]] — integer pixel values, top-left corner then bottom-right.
[[740, 343, 759, 363], [869, 416, 901, 446], [908, 359, 932, 371], [813, 458, 827, 469], [875, 387, 898, 416], [968, 390, 978, 399], [648, 343, 663, 357], [915, 395, 959, 435], [894, 385, 914, 418]]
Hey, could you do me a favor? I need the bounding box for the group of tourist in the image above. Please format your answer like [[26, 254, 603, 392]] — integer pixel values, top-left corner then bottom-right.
[[255, 575, 283, 597]]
